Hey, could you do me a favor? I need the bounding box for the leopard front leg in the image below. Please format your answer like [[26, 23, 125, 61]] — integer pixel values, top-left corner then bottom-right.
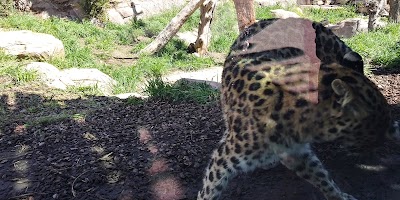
[[197, 138, 277, 200], [197, 141, 238, 200], [278, 144, 357, 200]]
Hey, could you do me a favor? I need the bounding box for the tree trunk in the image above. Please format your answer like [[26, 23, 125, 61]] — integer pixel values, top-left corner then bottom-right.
[[367, 0, 385, 31], [140, 0, 204, 55], [233, 0, 256, 32], [189, 0, 218, 56], [130, 1, 143, 22], [390, 0, 400, 22]]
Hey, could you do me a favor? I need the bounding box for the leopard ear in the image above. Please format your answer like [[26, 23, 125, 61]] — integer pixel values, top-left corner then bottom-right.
[[332, 79, 369, 118], [342, 51, 364, 74], [331, 79, 354, 106], [331, 79, 349, 96]]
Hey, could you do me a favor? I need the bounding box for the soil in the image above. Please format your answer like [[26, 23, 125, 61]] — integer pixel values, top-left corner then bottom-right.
[[0, 69, 400, 200]]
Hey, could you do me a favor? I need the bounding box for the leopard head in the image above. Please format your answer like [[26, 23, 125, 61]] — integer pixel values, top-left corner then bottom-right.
[[329, 77, 392, 151]]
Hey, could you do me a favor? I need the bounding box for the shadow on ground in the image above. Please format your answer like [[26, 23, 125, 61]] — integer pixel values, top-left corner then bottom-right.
[[0, 70, 400, 200], [0, 91, 223, 200]]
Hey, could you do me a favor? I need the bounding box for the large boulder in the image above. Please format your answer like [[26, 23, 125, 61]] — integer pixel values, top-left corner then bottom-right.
[[106, 8, 125, 24], [25, 62, 75, 90], [106, 0, 186, 24], [61, 68, 117, 95], [18, 0, 84, 20], [25, 62, 117, 95], [326, 18, 386, 38], [0, 30, 65, 60]]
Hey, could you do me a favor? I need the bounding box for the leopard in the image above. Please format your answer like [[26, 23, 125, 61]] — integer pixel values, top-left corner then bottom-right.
[[197, 18, 399, 200]]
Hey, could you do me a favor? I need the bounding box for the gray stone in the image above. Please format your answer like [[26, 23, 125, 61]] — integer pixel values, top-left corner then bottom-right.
[[31, 0, 57, 11], [176, 30, 198, 45], [115, 1, 130, 9], [15, 0, 33, 11], [106, 8, 125, 24], [104, 0, 187, 24], [61, 68, 117, 95], [16, 0, 188, 23], [114, 93, 149, 99], [175, 78, 221, 90], [25, 62, 74, 90], [117, 6, 134, 18], [162, 66, 222, 84], [326, 18, 386, 38], [28, 0, 84, 20], [0, 30, 65, 60], [25, 63, 118, 94], [327, 18, 361, 38], [123, 17, 134, 24]]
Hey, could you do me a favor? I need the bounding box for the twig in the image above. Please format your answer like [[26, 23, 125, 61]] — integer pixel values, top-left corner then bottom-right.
[[112, 56, 139, 60], [71, 171, 89, 197]]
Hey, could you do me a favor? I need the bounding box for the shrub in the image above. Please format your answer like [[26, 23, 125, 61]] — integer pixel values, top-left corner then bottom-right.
[[0, 0, 14, 16], [81, 0, 109, 20]]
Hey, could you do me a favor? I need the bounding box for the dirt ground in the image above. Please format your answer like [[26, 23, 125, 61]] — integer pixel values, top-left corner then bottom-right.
[[0, 68, 400, 200]]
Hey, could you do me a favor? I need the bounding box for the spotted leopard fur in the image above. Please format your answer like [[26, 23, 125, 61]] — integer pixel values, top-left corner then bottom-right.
[[197, 18, 397, 200]]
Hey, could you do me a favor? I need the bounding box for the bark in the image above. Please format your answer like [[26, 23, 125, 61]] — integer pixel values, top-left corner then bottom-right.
[[140, 0, 203, 55], [390, 0, 400, 22], [233, 0, 256, 32], [189, 0, 218, 56], [367, 0, 385, 31]]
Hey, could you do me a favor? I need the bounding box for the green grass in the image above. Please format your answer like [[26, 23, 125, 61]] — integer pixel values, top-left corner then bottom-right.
[[1, 2, 397, 101], [0, 10, 216, 94], [301, 6, 360, 24], [209, 1, 238, 53], [145, 76, 219, 104], [0, 14, 125, 68], [211, 4, 363, 54], [67, 85, 103, 96], [125, 97, 145, 105], [24, 113, 82, 127], [345, 23, 400, 68], [256, 4, 301, 19], [0, 51, 37, 87]]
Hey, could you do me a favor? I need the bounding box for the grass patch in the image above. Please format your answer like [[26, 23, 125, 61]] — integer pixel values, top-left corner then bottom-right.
[[208, 1, 238, 53], [301, 6, 360, 24], [256, 4, 301, 19], [24, 112, 86, 127], [67, 85, 103, 96], [145, 77, 219, 104], [209, 3, 362, 53], [125, 97, 145, 105], [25, 114, 71, 127], [0, 3, 390, 99], [345, 23, 400, 68], [0, 14, 128, 69], [0, 51, 37, 87], [0, 11, 216, 94], [72, 113, 86, 122]]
